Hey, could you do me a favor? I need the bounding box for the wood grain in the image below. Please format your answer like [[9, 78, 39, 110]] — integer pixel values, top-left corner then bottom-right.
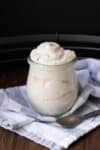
[[0, 62, 100, 150], [85, 127, 100, 150]]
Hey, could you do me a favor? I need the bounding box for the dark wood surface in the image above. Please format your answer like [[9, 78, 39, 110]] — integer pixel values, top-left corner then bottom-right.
[[0, 62, 100, 150]]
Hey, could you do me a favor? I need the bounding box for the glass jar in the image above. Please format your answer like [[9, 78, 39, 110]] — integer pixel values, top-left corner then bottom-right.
[[26, 56, 78, 116]]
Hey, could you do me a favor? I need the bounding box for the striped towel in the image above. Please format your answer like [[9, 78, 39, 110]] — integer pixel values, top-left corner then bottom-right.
[[0, 58, 100, 150]]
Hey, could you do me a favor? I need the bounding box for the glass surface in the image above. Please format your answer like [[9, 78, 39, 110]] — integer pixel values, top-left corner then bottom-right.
[[26, 58, 78, 116]]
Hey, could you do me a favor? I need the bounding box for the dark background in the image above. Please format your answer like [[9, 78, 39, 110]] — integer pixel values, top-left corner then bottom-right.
[[0, 0, 100, 36], [1, 0, 100, 66]]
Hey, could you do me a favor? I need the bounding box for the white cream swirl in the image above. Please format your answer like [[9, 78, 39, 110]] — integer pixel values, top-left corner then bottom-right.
[[30, 42, 76, 65]]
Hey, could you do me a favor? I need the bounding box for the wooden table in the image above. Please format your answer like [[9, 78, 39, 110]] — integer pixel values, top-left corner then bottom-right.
[[0, 62, 100, 150]]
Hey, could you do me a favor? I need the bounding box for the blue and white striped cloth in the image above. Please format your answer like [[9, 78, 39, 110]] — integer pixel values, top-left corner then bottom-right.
[[0, 58, 100, 150]]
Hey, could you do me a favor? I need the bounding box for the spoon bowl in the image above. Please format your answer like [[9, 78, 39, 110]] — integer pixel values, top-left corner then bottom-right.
[[57, 109, 100, 128]]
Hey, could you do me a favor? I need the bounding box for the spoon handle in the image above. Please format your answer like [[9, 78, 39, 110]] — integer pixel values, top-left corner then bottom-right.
[[81, 109, 100, 120]]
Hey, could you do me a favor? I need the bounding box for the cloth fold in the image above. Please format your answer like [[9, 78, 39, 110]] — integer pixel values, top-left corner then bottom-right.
[[0, 58, 100, 150]]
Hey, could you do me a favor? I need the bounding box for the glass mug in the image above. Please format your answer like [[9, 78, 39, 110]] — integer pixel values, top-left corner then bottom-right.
[[26, 56, 78, 116]]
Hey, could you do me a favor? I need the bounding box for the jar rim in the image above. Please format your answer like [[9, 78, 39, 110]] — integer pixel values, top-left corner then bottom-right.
[[27, 55, 76, 67]]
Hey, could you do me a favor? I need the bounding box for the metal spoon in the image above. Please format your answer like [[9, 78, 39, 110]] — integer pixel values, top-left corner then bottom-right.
[[57, 109, 100, 128], [21, 109, 100, 128], [1, 107, 100, 129]]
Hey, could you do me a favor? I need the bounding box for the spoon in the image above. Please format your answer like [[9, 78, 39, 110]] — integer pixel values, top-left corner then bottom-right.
[[20, 108, 100, 128], [57, 109, 100, 128], [1, 107, 100, 129]]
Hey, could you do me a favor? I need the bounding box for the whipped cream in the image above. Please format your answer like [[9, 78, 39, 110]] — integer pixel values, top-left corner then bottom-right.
[[30, 42, 76, 65]]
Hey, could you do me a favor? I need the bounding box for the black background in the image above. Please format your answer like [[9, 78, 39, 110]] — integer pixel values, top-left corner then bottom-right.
[[1, 0, 100, 66], [0, 0, 100, 37]]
